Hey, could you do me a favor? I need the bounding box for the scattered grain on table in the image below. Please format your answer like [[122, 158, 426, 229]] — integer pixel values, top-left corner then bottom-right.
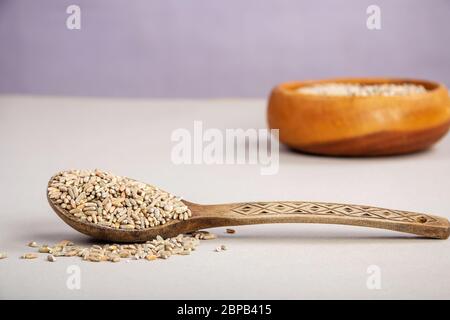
[[21, 231, 216, 263]]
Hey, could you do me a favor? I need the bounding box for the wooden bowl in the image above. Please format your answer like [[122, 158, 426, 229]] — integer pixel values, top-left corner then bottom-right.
[[267, 78, 450, 156]]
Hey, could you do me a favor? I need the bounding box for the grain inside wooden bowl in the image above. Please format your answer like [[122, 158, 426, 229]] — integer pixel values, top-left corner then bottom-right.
[[267, 78, 450, 156]]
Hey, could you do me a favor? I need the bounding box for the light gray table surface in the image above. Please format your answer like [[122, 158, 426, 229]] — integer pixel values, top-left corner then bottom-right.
[[0, 95, 449, 299]]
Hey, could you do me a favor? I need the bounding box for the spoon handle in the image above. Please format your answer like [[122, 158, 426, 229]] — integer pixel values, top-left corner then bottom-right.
[[194, 201, 449, 239]]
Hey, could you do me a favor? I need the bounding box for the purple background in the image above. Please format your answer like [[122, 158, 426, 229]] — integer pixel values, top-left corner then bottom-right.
[[0, 0, 449, 98]]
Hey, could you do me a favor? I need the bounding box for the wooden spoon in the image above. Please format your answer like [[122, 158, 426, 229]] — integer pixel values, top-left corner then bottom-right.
[[48, 187, 450, 242]]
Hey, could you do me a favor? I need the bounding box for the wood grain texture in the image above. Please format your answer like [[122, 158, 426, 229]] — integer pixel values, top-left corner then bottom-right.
[[188, 201, 450, 240], [268, 78, 450, 156], [297, 119, 450, 156], [48, 193, 450, 241]]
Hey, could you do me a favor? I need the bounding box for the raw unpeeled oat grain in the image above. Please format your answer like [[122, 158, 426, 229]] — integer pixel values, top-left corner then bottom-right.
[[22, 231, 216, 263], [297, 83, 427, 97], [215, 244, 228, 252], [39, 245, 51, 253], [191, 230, 217, 240], [47, 169, 192, 230]]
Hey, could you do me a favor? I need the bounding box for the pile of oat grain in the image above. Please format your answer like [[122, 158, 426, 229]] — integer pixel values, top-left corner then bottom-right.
[[297, 83, 427, 97], [48, 169, 191, 230]]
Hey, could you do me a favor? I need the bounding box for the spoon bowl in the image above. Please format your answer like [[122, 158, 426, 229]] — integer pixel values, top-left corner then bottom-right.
[[48, 194, 202, 241]]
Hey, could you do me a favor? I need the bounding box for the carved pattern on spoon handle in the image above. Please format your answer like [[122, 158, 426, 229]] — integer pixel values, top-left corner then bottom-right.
[[231, 201, 437, 224]]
